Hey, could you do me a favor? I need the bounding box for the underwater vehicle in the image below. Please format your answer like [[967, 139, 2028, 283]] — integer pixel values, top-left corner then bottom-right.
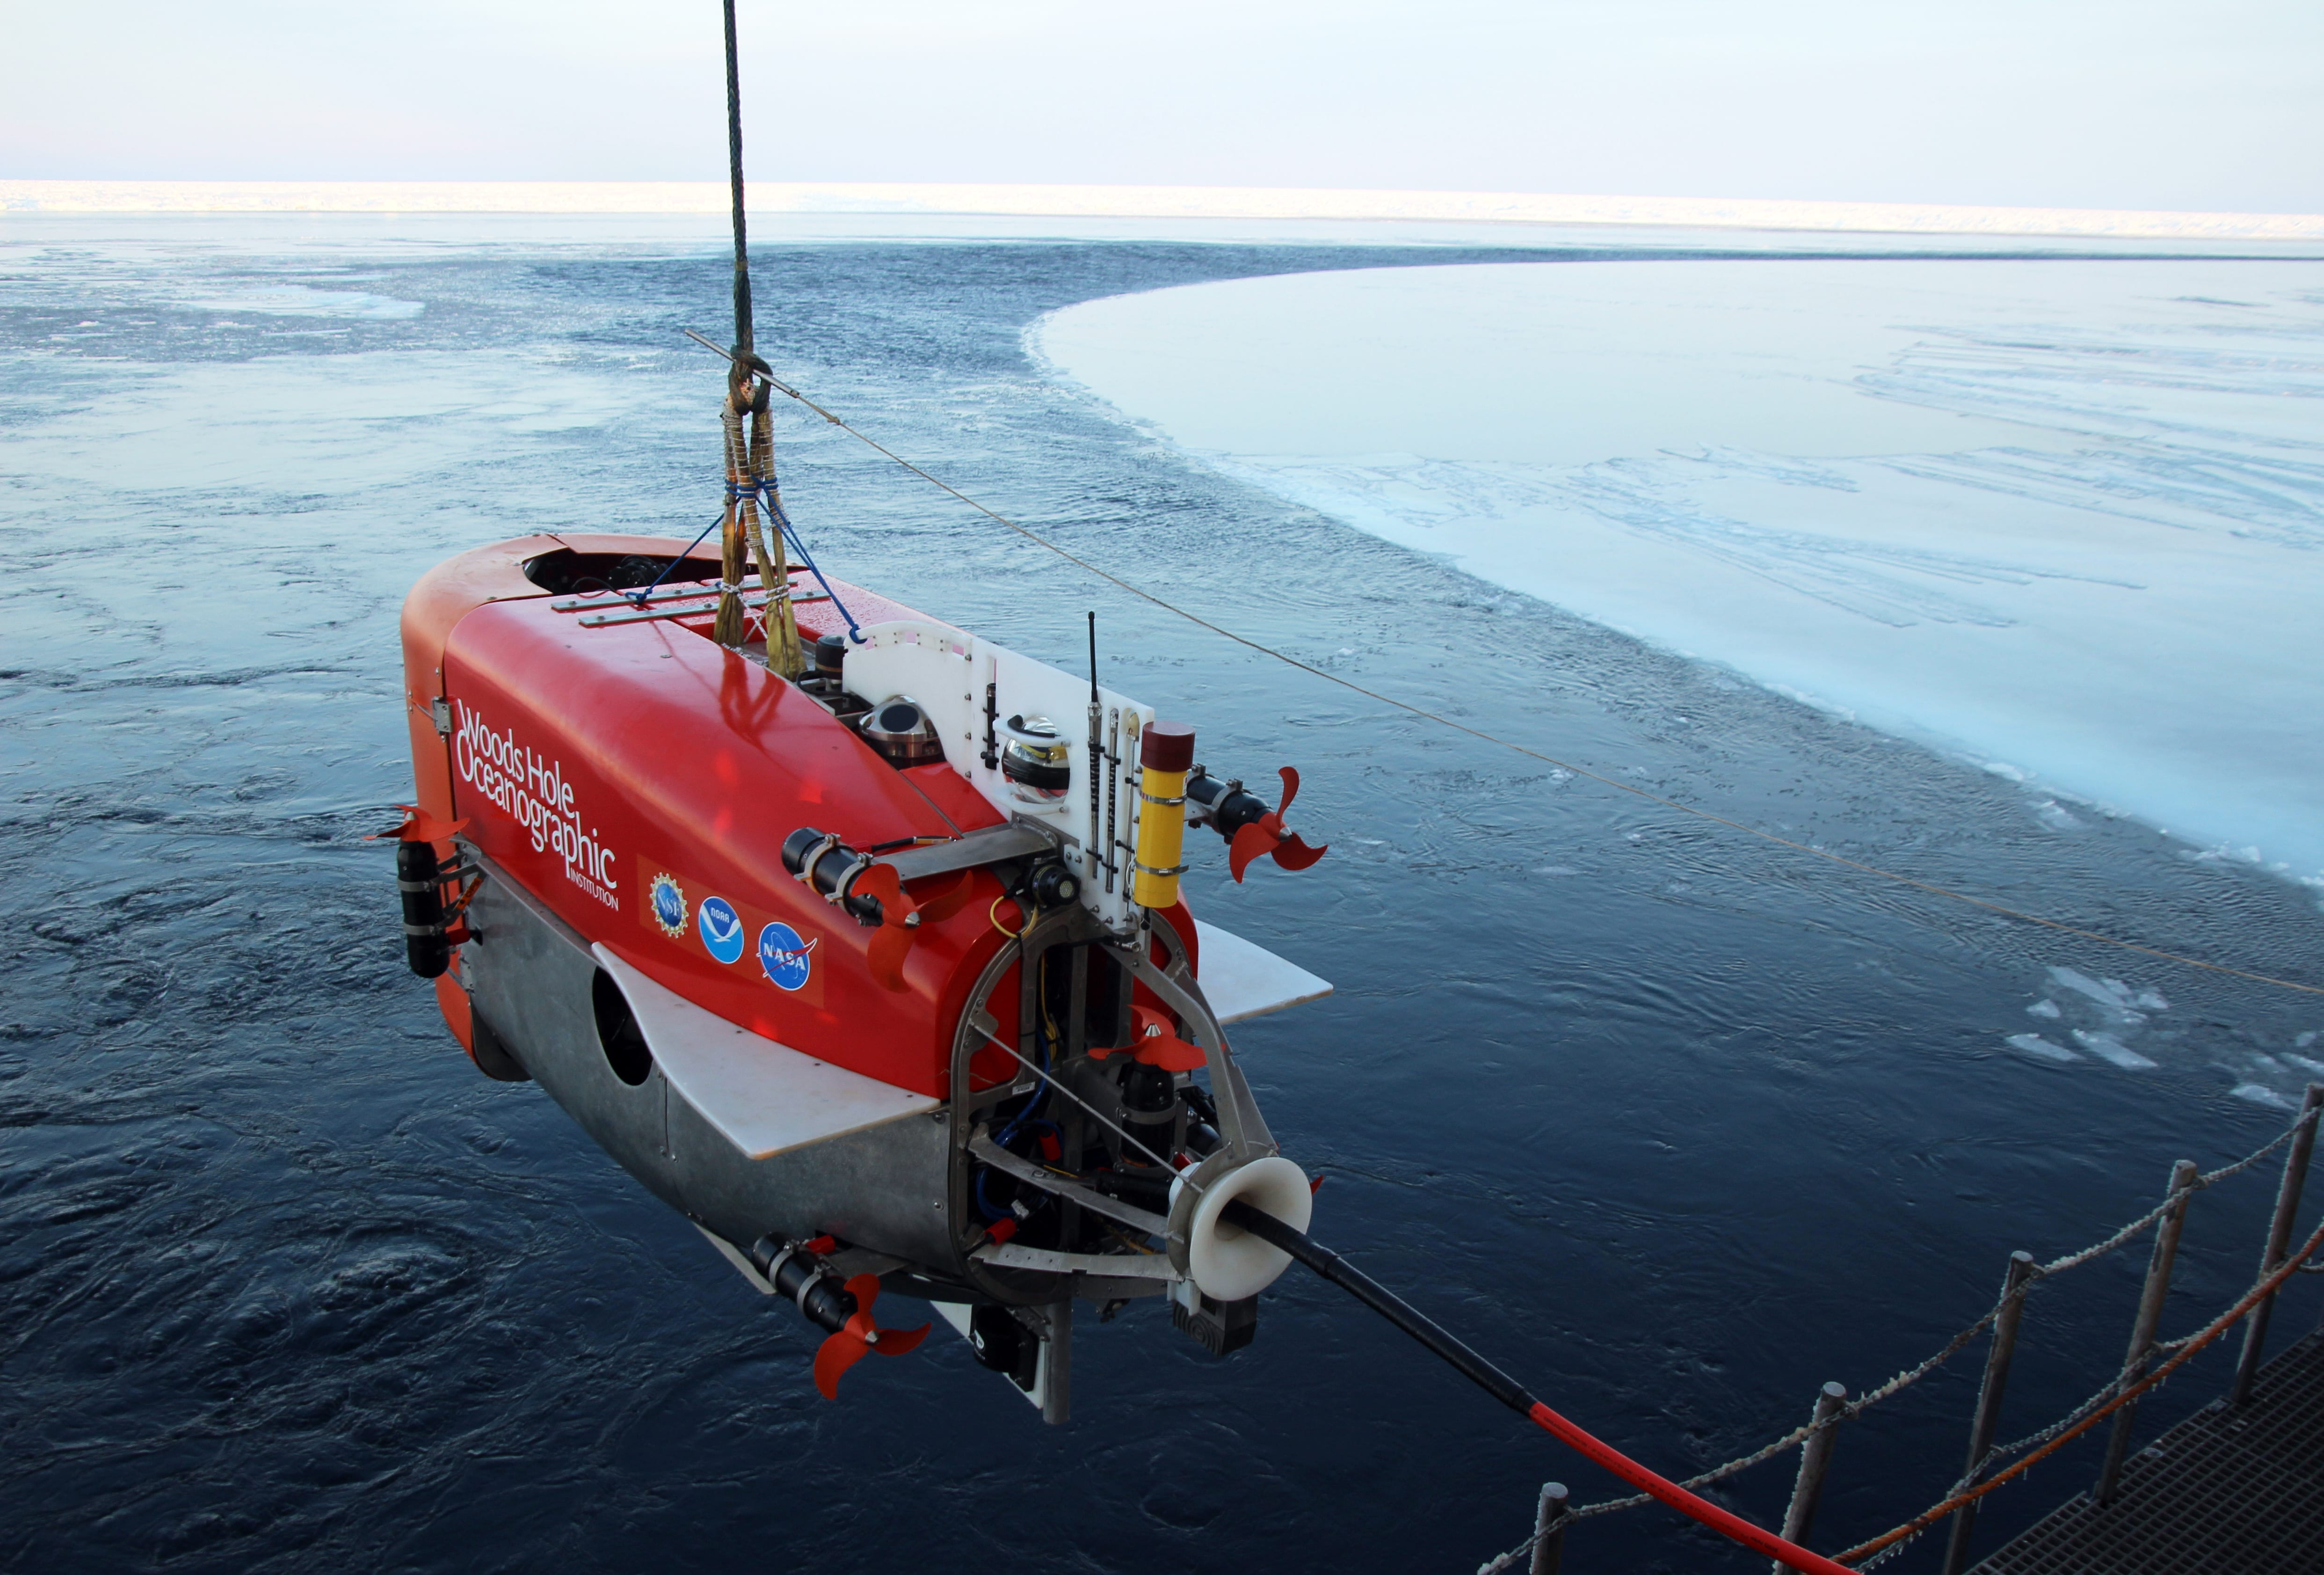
[[393, 530, 1334, 1418], [386, 0, 1336, 1429]]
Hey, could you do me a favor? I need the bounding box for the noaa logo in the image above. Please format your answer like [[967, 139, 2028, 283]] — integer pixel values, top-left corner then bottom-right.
[[697, 896, 746, 965], [648, 872, 686, 938], [757, 921, 816, 992]]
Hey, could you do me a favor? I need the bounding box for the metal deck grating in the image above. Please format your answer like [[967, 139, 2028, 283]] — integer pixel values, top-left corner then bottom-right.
[[1970, 1328, 2324, 1575]]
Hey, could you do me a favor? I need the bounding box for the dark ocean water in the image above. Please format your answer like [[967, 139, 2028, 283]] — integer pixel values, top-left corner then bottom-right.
[[4, 221, 2322, 1574]]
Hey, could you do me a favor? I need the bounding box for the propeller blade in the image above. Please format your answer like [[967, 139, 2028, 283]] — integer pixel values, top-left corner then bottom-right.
[[853, 862, 903, 912], [1136, 1037, 1208, 1072], [371, 806, 469, 843], [1227, 820, 1278, 883], [914, 870, 976, 924], [857, 867, 972, 991], [813, 1329, 872, 1399], [866, 921, 914, 992], [874, 1322, 930, 1357], [842, 1275, 932, 1357], [842, 1272, 885, 1326], [1128, 1004, 1207, 1071], [1275, 765, 1300, 815], [1271, 832, 1328, 871]]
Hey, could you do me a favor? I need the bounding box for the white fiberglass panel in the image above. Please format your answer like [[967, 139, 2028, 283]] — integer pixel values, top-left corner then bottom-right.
[[1192, 919, 1332, 1024], [593, 944, 936, 1158], [838, 620, 1155, 932]]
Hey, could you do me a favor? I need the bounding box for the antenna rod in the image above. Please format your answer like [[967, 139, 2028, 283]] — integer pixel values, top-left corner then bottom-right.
[[1086, 612, 1103, 889], [722, 0, 753, 356]]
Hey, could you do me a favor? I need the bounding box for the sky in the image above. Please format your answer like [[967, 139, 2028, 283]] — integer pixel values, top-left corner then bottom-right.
[[3, 0, 2321, 212]]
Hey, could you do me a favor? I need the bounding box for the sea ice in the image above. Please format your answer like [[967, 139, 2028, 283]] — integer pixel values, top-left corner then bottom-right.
[[2071, 1030, 2157, 1070], [1038, 259, 2324, 883], [2046, 966, 2149, 1021], [2005, 1033, 2079, 1063]]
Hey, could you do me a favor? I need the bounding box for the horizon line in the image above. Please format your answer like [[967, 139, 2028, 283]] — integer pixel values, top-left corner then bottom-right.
[[6, 179, 2321, 241]]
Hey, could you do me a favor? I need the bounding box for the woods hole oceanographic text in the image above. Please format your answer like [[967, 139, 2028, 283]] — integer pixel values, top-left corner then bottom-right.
[[451, 698, 619, 909]]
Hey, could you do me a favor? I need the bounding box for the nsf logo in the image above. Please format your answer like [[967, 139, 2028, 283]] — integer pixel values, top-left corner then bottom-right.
[[757, 922, 816, 992], [648, 872, 687, 938]]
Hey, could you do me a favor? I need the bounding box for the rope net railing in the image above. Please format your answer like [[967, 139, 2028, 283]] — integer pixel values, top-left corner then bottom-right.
[[1841, 1213, 2324, 1569], [1473, 1101, 2320, 1575]]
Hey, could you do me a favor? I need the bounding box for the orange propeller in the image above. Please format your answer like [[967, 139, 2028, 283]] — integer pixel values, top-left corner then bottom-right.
[[1227, 767, 1329, 882], [812, 1272, 930, 1398], [1091, 1004, 1207, 1072], [853, 865, 975, 992], [371, 805, 469, 843]]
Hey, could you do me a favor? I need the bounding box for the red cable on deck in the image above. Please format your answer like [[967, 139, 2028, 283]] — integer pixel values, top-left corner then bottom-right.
[[1524, 1400, 1853, 1575]]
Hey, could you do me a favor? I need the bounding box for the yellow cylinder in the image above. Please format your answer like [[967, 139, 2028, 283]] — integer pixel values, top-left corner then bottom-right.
[[1132, 721, 1196, 910]]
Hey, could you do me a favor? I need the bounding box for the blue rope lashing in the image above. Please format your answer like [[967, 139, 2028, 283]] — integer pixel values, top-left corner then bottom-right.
[[625, 508, 727, 606], [760, 489, 868, 643]]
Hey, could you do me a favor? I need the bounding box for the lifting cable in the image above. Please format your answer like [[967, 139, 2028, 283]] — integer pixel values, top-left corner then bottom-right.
[[681, 336, 2324, 1003]]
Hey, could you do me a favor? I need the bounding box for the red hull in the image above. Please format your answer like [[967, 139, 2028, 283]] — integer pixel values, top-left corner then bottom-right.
[[402, 534, 1194, 1095]]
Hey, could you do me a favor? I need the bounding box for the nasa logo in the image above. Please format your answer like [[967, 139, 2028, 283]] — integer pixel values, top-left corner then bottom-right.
[[757, 921, 816, 992], [648, 872, 687, 938], [697, 896, 746, 965]]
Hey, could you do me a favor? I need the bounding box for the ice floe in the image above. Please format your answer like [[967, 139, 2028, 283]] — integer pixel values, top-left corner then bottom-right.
[[1038, 258, 2324, 885], [2006, 1033, 2079, 1063], [2071, 1031, 2158, 1070]]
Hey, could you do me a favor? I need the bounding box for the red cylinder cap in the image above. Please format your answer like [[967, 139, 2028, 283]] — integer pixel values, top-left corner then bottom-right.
[[1140, 721, 1196, 772]]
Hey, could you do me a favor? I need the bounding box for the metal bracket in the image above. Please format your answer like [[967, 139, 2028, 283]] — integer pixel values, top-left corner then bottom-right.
[[876, 821, 1055, 883], [967, 1130, 1170, 1238], [970, 1241, 1178, 1280], [575, 590, 829, 628]]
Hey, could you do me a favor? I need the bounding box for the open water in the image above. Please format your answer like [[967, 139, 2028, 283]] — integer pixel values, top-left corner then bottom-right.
[[4, 220, 2322, 1574]]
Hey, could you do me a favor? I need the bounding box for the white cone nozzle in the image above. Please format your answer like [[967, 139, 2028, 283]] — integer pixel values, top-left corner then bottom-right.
[[1187, 1155, 1312, 1302]]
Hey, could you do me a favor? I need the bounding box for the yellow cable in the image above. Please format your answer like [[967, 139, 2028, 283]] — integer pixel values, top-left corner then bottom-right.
[[989, 892, 1030, 940]]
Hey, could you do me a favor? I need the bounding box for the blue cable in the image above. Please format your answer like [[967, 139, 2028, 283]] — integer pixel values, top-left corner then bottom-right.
[[755, 485, 868, 644], [623, 508, 727, 606]]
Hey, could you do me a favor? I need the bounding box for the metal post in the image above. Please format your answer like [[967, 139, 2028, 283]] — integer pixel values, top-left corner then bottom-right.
[[1528, 1482, 1569, 1575], [2231, 1084, 2323, 1407], [1940, 1250, 2037, 1575], [1772, 1381, 1847, 1570], [1039, 1298, 1072, 1426], [2093, 1158, 2199, 1506]]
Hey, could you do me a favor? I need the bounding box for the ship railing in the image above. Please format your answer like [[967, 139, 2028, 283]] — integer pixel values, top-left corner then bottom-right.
[[1478, 1084, 2324, 1574]]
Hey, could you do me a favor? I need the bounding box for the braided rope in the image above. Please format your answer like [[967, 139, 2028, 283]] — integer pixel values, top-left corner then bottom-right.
[[715, 394, 751, 648], [743, 389, 806, 675]]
